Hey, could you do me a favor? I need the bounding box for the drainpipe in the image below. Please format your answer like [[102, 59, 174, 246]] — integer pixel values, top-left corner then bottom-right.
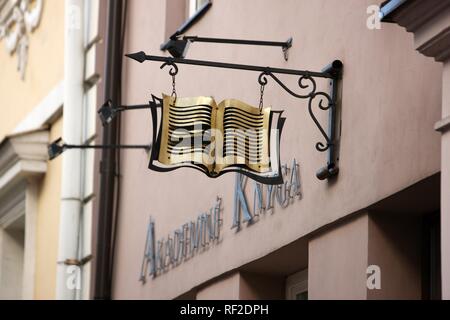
[[56, 0, 85, 300], [94, 0, 124, 300]]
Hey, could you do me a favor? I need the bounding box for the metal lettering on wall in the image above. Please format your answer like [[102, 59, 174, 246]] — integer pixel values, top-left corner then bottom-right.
[[140, 197, 222, 282], [233, 159, 301, 230], [140, 159, 301, 282]]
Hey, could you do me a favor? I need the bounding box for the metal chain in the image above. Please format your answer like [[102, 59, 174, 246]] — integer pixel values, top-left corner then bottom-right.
[[259, 83, 265, 112], [171, 74, 177, 100]]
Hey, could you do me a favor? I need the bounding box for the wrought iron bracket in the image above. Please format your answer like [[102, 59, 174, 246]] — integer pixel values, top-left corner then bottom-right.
[[125, 51, 343, 180], [98, 99, 158, 126], [48, 138, 152, 160], [179, 36, 293, 61]]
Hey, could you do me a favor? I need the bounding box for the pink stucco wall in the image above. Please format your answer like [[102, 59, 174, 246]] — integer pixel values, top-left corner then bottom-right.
[[111, 0, 442, 299]]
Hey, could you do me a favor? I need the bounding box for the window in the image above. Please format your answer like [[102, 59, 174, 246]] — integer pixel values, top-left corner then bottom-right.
[[0, 211, 25, 300], [0, 130, 48, 300], [286, 269, 308, 300], [189, 0, 209, 18]]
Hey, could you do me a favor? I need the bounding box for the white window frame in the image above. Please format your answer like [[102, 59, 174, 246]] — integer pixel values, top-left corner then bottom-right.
[[0, 187, 26, 300], [188, 0, 209, 18], [0, 129, 49, 300], [286, 269, 308, 300]]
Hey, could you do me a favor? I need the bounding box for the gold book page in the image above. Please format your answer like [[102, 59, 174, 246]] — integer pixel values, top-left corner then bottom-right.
[[158, 94, 217, 172], [215, 99, 271, 173]]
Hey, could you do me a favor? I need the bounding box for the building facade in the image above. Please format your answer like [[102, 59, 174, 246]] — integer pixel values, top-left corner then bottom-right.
[[103, 0, 447, 300], [0, 0, 101, 299], [0, 0, 64, 299], [1, 0, 449, 301], [379, 0, 450, 300]]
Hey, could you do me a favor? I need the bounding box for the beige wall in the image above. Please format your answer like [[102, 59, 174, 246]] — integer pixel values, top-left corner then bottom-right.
[[0, 0, 65, 140], [0, 1, 65, 299], [196, 272, 284, 300], [368, 213, 422, 300], [309, 214, 369, 300], [196, 273, 241, 300], [309, 212, 423, 300], [113, 0, 443, 299], [34, 117, 62, 300], [239, 273, 285, 300]]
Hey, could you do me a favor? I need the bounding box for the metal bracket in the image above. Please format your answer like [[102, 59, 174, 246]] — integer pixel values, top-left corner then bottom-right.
[[282, 37, 293, 61], [164, 35, 293, 61], [125, 52, 343, 180], [98, 99, 158, 126], [48, 138, 152, 160], [62, 254, 93, 267]]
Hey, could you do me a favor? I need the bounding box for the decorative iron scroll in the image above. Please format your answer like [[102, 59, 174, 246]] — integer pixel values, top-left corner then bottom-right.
[[258, 71, 334, 153], [126, 52, 343, 180]]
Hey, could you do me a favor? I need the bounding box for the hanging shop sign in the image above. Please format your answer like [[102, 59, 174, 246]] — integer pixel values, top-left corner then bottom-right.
[[148, 94, 286, 185], [126, 50, 343, 182], [49, 39, 343, 182]]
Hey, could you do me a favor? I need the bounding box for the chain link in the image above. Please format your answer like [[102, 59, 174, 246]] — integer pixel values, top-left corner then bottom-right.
[[171, 74, 177, 100], [259, 83, 265, 112]]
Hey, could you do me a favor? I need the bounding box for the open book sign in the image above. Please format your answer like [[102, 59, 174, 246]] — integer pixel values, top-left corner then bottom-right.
[[148, 95, 286, 185]]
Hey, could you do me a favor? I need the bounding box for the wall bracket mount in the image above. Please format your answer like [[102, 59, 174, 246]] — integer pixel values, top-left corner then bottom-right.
[[125, 51, 343, 180]]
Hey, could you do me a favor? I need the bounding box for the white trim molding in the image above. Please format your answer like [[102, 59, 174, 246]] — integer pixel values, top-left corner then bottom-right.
[[0, 128, 49, 299], [381, 0, 450, 62]]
